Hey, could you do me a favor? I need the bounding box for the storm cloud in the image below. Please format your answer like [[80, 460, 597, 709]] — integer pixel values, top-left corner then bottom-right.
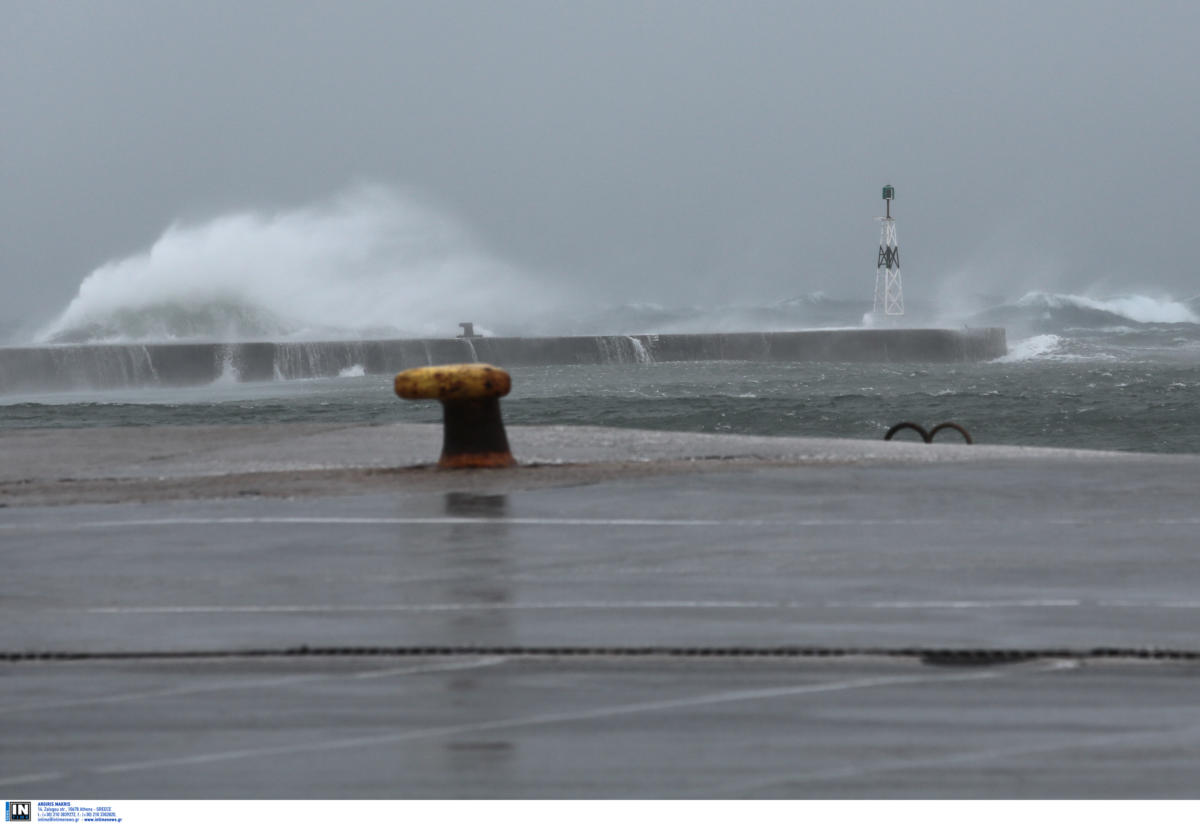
[[3, 0, 1198, 339]]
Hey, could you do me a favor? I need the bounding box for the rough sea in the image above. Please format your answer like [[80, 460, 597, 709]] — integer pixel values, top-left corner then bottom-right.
[[4, 291, 1199, 455]]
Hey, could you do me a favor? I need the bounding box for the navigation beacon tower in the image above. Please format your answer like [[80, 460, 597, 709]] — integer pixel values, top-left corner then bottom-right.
[[873, 184, 904, 318]]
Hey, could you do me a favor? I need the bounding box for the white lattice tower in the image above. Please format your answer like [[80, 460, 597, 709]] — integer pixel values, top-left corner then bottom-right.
[[873, 184, 904, 317]]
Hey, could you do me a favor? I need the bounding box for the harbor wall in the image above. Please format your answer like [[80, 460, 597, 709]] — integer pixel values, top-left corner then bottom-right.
[[0, 328, 1006, 392]]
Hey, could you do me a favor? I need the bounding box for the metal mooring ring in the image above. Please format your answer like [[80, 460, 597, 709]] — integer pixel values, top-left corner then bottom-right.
[[883, 422, 931, 443], [929, 421, 973, 444]]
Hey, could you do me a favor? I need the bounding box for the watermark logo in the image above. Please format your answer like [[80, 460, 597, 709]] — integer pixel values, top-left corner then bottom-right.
[[4, 802, 31, 822]]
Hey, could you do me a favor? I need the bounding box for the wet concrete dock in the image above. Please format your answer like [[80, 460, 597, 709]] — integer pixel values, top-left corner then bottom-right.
[[2, 423, 1199, 797]]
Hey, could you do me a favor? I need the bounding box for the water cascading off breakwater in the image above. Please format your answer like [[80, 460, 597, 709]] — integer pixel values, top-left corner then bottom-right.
[[0, 329, 1006, 393]]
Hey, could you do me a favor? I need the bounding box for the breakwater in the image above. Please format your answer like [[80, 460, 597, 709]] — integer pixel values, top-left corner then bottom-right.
[[0, 328, 1005, 393]]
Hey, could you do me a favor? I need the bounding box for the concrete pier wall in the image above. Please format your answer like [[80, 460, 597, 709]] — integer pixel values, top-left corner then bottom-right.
[[0, 328, 1006, 392]]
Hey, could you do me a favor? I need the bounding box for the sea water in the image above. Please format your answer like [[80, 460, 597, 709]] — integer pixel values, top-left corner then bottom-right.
[[3, 347, 1199, 454]]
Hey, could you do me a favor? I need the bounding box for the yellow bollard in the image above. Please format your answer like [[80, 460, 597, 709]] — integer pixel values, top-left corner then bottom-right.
[[394, 363, 516, 469]]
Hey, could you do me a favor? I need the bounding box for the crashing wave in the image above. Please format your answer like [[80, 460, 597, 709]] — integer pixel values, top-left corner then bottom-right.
[[41, 300, 298, 344], [995, 334, 1063, 362], [37, 185, 566, 344], [1017, 292, 1198, 324], [969, 292, 1198, 336]]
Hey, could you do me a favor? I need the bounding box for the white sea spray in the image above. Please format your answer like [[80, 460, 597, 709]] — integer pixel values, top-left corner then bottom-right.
[[996, 334, 1063, 362], [38, 185, 567, 343]]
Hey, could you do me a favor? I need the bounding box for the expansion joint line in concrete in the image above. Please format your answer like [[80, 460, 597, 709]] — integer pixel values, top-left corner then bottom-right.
[[3, 645, 1200, 664]]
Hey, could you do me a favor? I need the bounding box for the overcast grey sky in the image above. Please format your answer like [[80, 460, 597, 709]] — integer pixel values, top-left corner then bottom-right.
[[3, 0, 1198, 335]]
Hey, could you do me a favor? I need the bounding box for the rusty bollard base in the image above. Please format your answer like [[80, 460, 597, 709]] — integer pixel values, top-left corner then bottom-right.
[[394, 364, 517, 469]]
